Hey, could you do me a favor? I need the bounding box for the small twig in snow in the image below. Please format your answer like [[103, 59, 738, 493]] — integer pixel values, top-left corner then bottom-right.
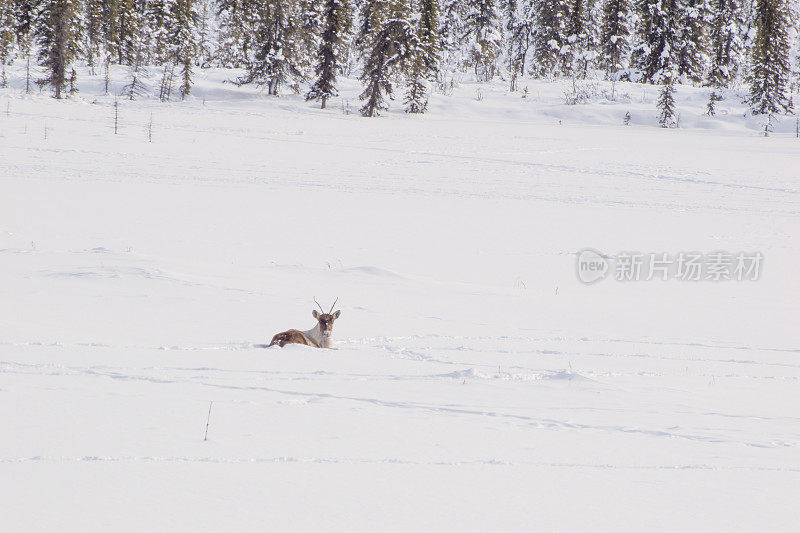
[[204, 401, 213, 441]]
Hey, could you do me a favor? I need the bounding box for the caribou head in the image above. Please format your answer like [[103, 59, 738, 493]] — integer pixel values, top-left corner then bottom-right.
[[312, 297, 341, 340]]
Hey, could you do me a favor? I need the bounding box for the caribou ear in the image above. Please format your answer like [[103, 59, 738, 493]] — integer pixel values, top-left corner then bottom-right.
[[332, 310, 341, 319], [312, 309, 320, 319]]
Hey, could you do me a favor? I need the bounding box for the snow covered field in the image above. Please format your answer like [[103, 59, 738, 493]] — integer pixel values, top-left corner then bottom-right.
[[1, 69, 799, 531]]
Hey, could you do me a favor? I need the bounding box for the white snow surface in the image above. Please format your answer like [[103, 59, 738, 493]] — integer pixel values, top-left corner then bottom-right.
[[1, 68, 799, 532]]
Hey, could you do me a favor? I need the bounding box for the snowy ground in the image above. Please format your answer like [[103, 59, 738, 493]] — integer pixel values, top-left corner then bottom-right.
[[1, 67, 799, 531]]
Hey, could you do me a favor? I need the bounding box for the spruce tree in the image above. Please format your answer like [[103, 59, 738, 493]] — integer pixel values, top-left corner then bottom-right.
[[674, 0, 706, 84], [196, 0, 214, 66], [796, 32, 800, 93], [530, 0, 568, 77], [706, 89, 722, 114], [178, 54, 192, 98], [562, 0, 592, 77], [356, 0, 389, 51], [121, 50, 150, 99], [405, 0, 440, 112], [404, 63, 428, 113], [216, 0, 255, 67], [738, 0, 757, 81], [13, 0, 37, 92], [418, 0, 441, 72], [84, 0, 106, 69], [99, 0, 122, 64], [35, 0, 82, 98], [360, 6, 418, 116], [12, 0, 38, 43], [146, 0, 172, 63], [439, 0, 466, 69], [706, 0, 744, 87], [747, 0, 792, 116], [504, 0, 531, 89], [657, 78, 677, 126], [295, 0, 324, 75], [504, 0, 519, 78], [170, 0, 197, 98], [306, 0, 348, 108], [634, 0, 680, 84], [465, 0, 502, 81], [68, 66, 78, 93], [599, 0, 632, 79], [236, 0, 302, 96], [120, 0, 150, 100], [117, 0, 144, 65], [0, 0, 16, 66]]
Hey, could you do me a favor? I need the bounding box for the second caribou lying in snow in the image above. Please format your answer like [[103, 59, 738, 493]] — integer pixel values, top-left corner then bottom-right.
[[268, 298, 341, 348]]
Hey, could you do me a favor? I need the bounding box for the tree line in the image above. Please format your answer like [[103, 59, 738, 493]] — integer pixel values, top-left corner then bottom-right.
[[0, 0, 796, 122]]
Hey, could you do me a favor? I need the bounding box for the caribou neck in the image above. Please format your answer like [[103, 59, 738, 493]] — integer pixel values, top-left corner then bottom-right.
[[303, 323, 333, 348]]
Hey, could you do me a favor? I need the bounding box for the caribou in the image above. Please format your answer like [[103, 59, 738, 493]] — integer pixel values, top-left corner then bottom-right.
[[268, 298, 341, 348]]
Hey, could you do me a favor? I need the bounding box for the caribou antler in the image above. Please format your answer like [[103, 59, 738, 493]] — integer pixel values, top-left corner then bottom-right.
[[313, 297, 326, 314], [328, 297, 338, 314]]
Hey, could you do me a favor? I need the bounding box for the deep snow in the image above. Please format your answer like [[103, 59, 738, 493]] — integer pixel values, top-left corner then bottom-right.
[[1, 66, 799, 532]]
